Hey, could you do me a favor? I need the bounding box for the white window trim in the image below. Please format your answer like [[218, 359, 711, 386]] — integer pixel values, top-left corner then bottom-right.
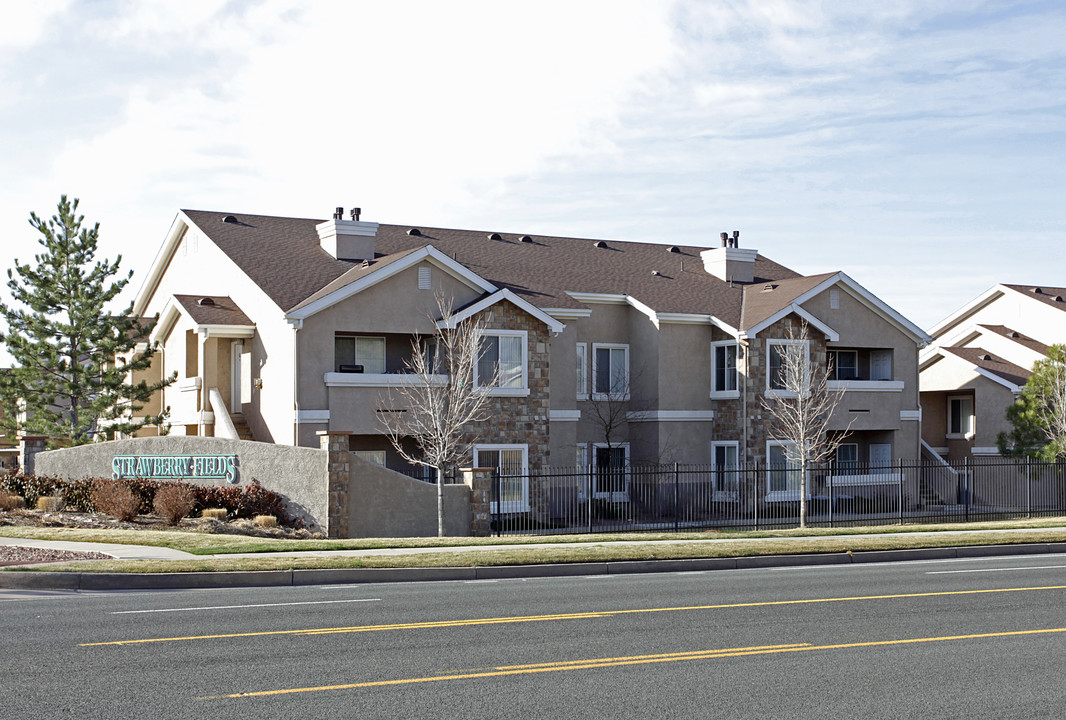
[[591, 343, 630, 401], [576, 342, 588, 400], [946, 394, 975, 440], [765, 439, 806, 501], [710, 340, 740, 399], [711, 440, 740, 501], [591, 442, 630, 501], [766, 339, 810, 398], [474, 329, 529, 396], [474, 443, 529, 513]]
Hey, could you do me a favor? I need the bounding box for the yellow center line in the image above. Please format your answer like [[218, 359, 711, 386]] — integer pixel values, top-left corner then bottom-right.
[[199, 627, 1066, 700], [82, 584, 1066, 647]]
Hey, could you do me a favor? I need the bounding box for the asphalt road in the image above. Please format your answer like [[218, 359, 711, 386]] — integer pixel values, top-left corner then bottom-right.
[[3, 554, 1066, 719]]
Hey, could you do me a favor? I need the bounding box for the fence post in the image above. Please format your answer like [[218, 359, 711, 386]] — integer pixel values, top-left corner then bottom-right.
[[673, 462, 680, 533], [1026, 456, 1032, 519], [828, 461, 834, 528], [898, 457, 904, 525], [586, 464, 593, 534], [753, 461, 760, 531], [964, 456, 970, 523]]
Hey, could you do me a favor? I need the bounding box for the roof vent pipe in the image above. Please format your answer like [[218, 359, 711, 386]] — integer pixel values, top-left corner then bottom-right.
[[350, 207, 361, 221], [333, 206, 343, 220], [720, 232, 728, 248]]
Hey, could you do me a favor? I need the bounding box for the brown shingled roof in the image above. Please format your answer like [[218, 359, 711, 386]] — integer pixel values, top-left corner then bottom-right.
[[740, 273, 838, 332], [1003, 284, 1066, 312], [976, 324, 1050, 354], [173, 295, 253, 327], [181, 210, 806, 325], [943, 347, 1031, 387]]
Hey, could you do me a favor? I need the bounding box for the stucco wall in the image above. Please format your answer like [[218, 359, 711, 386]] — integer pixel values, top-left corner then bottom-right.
[[348, 455, 471, 537], [33, 436, 328, 533]]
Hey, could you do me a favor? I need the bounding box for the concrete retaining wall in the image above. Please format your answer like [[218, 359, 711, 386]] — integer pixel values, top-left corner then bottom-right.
[[33, 437, 328, 533]]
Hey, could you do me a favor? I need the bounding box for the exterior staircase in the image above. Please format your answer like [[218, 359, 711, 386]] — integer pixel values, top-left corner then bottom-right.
[[230, 414, 255, 441]]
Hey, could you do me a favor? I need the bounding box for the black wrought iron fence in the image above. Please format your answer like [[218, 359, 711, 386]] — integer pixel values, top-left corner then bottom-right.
[[487, 457, 1066, 535]]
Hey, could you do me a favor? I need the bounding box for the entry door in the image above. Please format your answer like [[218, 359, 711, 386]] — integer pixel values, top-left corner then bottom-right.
[[870, 350, 892, 381], [870, 443, 892, 473], [231, 341, 242, 410]]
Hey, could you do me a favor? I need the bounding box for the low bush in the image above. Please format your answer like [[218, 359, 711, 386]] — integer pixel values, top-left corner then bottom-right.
[[37, 496, 64, 512], [0, 473, 290, 525], [92, 480, 140, 521], [254, 514, 277, 528], [201, 508, 228, 521], [153, 484, 197, 525], [0, 493, 25, 511]]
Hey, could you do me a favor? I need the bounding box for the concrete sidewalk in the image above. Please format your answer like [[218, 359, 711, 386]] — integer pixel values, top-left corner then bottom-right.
[[0, 536, 196, 561]]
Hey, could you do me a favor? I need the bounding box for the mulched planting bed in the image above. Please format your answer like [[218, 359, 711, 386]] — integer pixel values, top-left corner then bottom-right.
[[0, 545, 113, 567], [0, 509, 325, 539]]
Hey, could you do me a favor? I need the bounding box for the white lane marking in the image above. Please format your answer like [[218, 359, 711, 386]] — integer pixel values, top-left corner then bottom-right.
[[111, 598, 381, 614], [927, 565, 1066, 575]]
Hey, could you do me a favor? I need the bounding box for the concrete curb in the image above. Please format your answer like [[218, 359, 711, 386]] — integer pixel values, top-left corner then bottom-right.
[[2, 542, 1063, 591]]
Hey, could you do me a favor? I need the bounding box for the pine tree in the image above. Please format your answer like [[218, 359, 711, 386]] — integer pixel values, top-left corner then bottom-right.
[[998, 344, 1066, 460], [0, 195, 172, 445]]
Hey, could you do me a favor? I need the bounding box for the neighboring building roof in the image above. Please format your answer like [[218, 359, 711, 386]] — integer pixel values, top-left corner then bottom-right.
[[976, 324, 1050, 355], [942, 347, 1031, 388], [1001, 284, 1066, 313], [172, 295, 254, 327]]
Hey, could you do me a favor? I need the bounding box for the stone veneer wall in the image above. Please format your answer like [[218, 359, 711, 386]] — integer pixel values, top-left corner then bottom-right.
[[742, 317, 830, 466], [461, 300, 552, 521]]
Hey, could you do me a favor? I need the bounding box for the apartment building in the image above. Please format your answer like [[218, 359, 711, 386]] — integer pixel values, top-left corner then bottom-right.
[[920, 284, 1066, 460], [129, 208, 929, 510]]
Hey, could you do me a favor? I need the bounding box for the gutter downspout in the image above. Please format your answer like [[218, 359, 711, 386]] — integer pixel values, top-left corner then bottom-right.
[[292, 321, 301, 446]]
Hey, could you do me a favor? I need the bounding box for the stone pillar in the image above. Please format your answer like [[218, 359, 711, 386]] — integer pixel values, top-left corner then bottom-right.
[[319, 430, 351, 539], [17, 435, 48, 476], [461, 467, 493, 537]]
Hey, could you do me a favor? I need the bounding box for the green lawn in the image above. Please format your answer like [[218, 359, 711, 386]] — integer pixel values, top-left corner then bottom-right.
[[3, 517, 1066, 573]]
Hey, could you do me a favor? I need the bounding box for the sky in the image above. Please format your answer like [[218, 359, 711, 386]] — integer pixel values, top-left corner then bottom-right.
[[1, 0, 1064, 364]]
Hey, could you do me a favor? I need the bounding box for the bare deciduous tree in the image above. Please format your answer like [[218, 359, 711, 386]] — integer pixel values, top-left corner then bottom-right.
[[761, 320, 854, 528], [378, 293, 498, 536]]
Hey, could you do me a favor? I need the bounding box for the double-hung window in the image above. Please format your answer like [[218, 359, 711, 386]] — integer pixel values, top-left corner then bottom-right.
[[947, 395, 974, 438], [592, 344, 629, 399], [335, 335, 385, 374], [766, 440, 802, 499], [476, 330, 527, 393], [576, 343, 588, 399], [711, 341, 738, 397], [711, 441, 739, 498], [767, 340, 809, 394]]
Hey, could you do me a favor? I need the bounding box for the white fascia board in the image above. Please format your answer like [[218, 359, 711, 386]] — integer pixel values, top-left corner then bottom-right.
[[565, 291, 628, 305], [440, 288, 565, 334], [133, 211, 190, 317], [544, 308, 593, 320], [198, 325, 256, 339], [927, 284, 1006, 341], [918, 350, 945, 371], [832, 273, 932, 346], [625, 296, 661, 328], [149, 297, 185, 345], [286, 245, 497, 322], [743, 302, 839, 341], [778, 272, 929, 346], [708, 316, 741, 338], [974, 366, 1021, 393]]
